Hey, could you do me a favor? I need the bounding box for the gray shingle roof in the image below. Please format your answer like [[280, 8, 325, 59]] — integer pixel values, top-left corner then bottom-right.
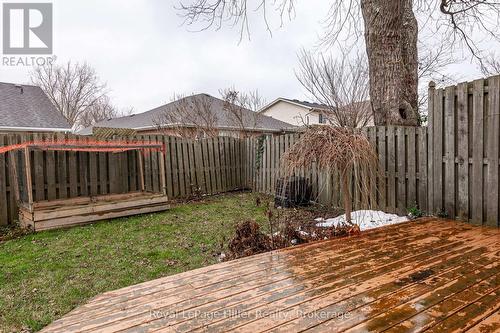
[[280, 98, 329, 110], [0, 82, 71, 130], [79, 94, 295, 135]]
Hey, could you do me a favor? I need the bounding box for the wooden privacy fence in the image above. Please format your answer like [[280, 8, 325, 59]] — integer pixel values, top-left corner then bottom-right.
[[248, 75, 500, 228], [245, 126, 428, 216], [427, 76, 500, 227], [0, 133, 247, 225], [1, 77, 498, 228]]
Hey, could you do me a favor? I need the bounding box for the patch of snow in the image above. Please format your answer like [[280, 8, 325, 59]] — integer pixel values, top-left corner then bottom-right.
[[316, 210, 409, 231], [318, 217, 343, 229], [297, 230, 309, 237], [314, 217, 325, 222]]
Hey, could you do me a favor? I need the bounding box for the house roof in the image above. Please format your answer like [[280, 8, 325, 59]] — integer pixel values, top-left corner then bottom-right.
[[280, 98, 330, 110], [259, 98, 330, 113], [79, 94, 295, 135], [0, 82, 71, 131]]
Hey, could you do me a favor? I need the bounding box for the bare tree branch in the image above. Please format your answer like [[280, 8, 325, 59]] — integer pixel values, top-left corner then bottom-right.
[[220, 88, 267, 137], [320, 0, 500, 60], [179, 0, 500, 126], [30, 61, 110, 129], [295, 48, 372, 128], [481, 52, 500, 75], [153, 94, 220, 139], [78, 95, 119, 129], [177, 0, 295, 41], [417, 41, 461, 112], [434, 0, 500, 60]]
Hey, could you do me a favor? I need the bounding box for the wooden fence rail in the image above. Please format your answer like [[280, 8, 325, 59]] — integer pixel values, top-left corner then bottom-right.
[[0, 134, 246, 226]]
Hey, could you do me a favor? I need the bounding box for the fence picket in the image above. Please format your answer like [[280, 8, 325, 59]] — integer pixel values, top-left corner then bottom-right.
[[486, 76, 500, 227], [456, 82, 469, 221], [472, 79, 485, 224], [46, 134, 57, 200], [417, 127, 428, 212], [444, 85, 456, 218], [397, 127, 406, 214], [0, 135, 7, 225], [377, 126, 387, 210], [387, 127, 396, 212], [433, 88, 444, 214]]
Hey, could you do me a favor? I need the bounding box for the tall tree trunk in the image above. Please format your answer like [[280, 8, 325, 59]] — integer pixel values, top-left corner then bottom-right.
[[361, 0, 419, 126]]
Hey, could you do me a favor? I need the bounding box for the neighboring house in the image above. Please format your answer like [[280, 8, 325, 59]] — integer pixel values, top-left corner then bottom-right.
[[0, 82, 71, 133], [259, 98, 330, 126], [79, 94, 295, 138], [333, 100, 374, 128], [259, 98, 374, 128]]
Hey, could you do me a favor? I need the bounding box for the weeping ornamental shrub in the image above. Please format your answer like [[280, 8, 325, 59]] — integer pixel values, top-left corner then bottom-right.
[[280, 126, 380, 225]]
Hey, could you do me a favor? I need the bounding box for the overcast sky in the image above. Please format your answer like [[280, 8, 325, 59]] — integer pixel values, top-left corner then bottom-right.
[[0, 0, 493, 114]]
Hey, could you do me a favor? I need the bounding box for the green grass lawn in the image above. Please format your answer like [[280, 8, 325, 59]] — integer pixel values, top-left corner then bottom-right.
[[0, 192, 269, 333]]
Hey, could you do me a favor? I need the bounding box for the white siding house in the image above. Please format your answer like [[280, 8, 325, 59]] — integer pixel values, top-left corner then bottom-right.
[[258, 98, 329, 127], [259, 98, 374, 128]]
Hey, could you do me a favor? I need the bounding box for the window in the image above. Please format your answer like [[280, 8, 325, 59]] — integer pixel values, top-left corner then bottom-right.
[[318, 113, 324, 124]]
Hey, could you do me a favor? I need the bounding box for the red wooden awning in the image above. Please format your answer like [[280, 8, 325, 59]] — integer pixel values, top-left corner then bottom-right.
[[0, 139, 165, 154]]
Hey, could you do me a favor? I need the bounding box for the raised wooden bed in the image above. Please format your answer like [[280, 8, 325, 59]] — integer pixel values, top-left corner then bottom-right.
[[19, 192, 169, 231], [4, 139, 169, 231]]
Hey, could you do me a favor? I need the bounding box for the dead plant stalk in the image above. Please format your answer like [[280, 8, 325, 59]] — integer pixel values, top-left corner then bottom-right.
[[280, 126, 379, 225]]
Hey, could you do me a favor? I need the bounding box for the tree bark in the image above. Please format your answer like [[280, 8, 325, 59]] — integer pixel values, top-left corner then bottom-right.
[[361, 0, 419, 126]]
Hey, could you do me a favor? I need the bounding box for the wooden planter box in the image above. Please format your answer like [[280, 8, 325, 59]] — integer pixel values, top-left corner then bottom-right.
[[19, 192, 169, 231], [9, 140, 169, 232]]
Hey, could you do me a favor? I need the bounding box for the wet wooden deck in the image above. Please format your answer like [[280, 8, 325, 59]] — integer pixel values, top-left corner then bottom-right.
[[41, 218, 499, 333]]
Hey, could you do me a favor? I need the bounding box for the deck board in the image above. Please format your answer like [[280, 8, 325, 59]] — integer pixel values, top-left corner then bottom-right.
[[40, 218, 500, 333]]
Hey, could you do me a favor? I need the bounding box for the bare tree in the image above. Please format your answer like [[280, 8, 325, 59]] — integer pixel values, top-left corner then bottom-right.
[[281, 126, 380, 225], [153, 94, 220, 139], [416, 42, 461, 124], [178, 0, 295, 41], [178, 0, 500, 126], [295, 48, 372, 128], [78, 95, 118, 129], [219, 88, 267, 137], [31, 61, 109, 128], [320, 0, 499, 125], [119, 106, 136, 117], [481, 53, 500, 76], [297, 43, 458, 127]]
